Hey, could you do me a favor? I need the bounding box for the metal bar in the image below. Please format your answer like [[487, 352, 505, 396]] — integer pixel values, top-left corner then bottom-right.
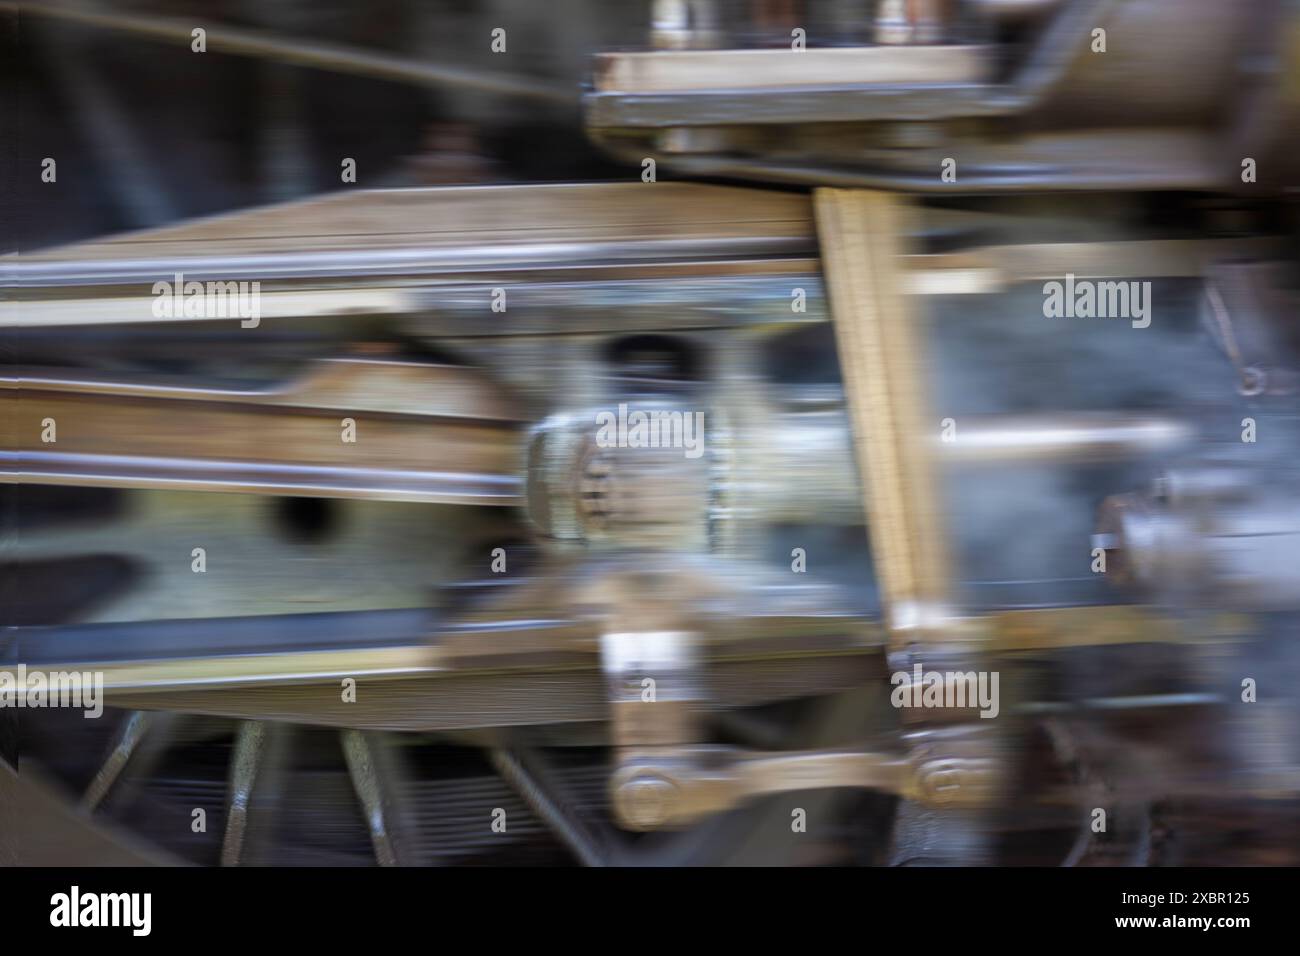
[[220, 721, 267, 867], [592, 46, 988, 94], [80, 710, 153, 812], [986, 607, 1249, 652], [6, 183, 815, 276], [58, 646, 441, 694], [2, 359, 522, 505], [4, 236, 1260, 304], [341, 730, 410, 867], [489, 747, 607, 867], [617, 137, 1219, 193], [12, 0, 571, 105], [933, 413, 1194, 463], [815, 188, 953, 642], [1, 236, 817, 290], [6, 606, 1226, 711]]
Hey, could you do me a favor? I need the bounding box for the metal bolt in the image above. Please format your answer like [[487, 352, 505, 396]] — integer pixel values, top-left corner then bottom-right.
[[615, 774, 678, 830]]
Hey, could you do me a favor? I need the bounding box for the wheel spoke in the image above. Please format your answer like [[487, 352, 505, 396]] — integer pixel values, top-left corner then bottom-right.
[[81, 710, 154, 812], [488, 745, 611, 867], [220, 721, 268, 866], [341, 730, 412, 867]]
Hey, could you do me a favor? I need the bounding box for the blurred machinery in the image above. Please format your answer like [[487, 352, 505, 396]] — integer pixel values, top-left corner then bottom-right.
[[4, 0, 1300, 866]]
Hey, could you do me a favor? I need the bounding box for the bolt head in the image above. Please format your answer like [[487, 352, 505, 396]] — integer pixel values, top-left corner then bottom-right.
[[615, 774, 677, 830]]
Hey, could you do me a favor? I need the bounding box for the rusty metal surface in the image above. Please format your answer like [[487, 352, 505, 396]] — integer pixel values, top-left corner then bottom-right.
[[3, 358, 524, 505]]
